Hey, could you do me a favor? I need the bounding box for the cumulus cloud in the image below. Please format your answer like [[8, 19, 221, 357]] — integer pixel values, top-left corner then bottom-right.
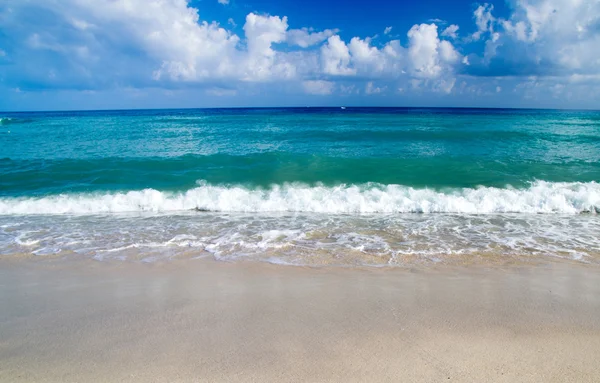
[[348, 37, 385, 72], [0, 0, 460, 97], [408, 24, 441, 78], [465, 0, 600, 80], [244, 13, 288, 58], [501, 0, 600, 75], [321, 35, 355, 76], [242, 13, 295, 81], [2, 0, 598, 108], [408, 24, 459, 78], [0, 0, 464, 94]]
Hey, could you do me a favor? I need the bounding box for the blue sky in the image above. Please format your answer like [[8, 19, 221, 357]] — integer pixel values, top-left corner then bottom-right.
[[1, 0, 599, 111]]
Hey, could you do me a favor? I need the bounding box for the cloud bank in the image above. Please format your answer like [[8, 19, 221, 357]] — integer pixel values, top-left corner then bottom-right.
[[1, 0, 599, 108]]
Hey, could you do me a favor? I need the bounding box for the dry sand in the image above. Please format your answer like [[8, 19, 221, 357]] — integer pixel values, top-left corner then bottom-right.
[[1, 258, 600, 382]]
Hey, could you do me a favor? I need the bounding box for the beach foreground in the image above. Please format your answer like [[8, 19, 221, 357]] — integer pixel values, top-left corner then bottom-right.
[[1, 259, 600, 382]]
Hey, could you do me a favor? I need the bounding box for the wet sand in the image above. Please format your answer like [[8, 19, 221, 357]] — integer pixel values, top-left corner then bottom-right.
[[1, 258, 600, 382]]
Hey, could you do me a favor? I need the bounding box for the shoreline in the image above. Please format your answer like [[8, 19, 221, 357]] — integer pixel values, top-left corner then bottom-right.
[[1, 257, 600, 382]]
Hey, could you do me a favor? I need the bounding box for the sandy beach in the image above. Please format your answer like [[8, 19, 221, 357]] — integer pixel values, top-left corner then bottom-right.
[[1, 258, 599, 382]]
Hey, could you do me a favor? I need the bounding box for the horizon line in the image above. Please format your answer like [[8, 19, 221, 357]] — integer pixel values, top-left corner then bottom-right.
[[3, 105, 600, 114]]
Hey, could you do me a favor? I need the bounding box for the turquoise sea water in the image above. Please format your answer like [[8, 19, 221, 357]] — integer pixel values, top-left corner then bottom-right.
[[1, 108, 599, 265]]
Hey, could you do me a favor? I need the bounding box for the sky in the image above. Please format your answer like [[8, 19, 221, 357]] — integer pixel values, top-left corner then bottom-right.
[[1, 0, 600, 111]]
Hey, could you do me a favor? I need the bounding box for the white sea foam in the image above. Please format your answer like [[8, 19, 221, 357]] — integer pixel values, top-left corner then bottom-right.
[[2, 210, 599, 265], [15, 236, 39, 246], [0, 181, 600, 215], [0, 181, 599, 215]]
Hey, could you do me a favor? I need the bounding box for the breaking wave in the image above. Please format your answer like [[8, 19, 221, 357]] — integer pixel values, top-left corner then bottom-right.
[[0, 181, 599, 215]]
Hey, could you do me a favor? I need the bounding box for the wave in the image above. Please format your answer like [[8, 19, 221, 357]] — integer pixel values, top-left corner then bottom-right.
[[3, 154, 599, 197], [0, 181, 599, 215], [0, 117, 33, 125]]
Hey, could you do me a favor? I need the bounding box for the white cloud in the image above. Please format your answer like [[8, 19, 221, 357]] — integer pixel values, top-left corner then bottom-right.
[[321, 35, 355, 76], [382, 40, 403, 59], [320, 34, 418, 80], [439, 40, 460, 62], [472, 4, 495, 41], [502, 0, 556, 42], [504, 0, 600, 73], [218, 0, 229, 4], [73, 0, 242, 82], [428, 18, 446, 24], [441, 24, 459, 39], [242, 13, 295, 81], [228, 18, 236, 27], [468, 0, 600, 78], [303, 80, 334, 95], [407, 24, 459, 79], [408, 24, 441, 78], [7, 0, 600, 107], [244, 13, 288, 59], [405, 24, 460, 93], [0, 0, 463, 98], [349, 37, 386, 73], [287, 28, 338, 48]]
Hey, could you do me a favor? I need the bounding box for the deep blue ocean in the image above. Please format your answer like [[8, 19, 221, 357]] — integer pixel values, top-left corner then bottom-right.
[[1, 108, 599, 265]]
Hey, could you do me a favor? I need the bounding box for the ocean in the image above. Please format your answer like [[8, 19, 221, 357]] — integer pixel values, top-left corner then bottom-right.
[[1, 107, 599, 265]]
